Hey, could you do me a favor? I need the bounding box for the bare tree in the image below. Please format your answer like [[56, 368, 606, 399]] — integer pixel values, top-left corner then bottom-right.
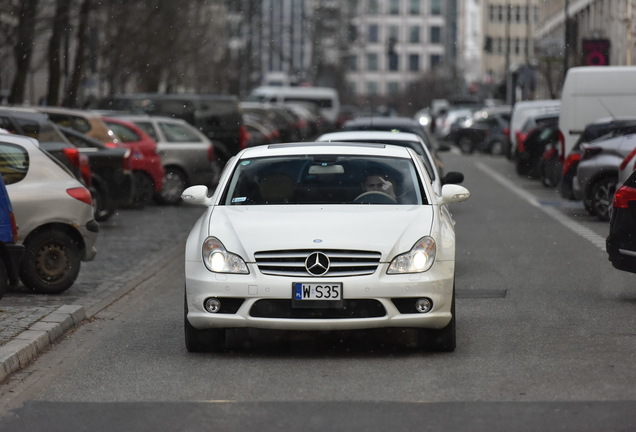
[[8, 0, 39, 104], [47, 0, 70, 106], [64, 0, 91, 107]]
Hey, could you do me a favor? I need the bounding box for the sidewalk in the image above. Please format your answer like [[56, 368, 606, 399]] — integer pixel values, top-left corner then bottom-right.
[[0, 204, 202, 384]]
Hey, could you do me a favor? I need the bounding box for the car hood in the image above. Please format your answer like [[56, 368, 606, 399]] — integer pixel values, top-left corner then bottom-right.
[[206, 205, 434, 261]]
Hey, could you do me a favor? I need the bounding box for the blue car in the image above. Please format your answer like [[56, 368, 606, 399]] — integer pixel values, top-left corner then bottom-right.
[[0, 173, 24, 300]]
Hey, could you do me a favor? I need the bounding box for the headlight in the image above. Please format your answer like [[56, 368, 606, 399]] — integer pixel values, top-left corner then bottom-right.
[[202, 237, 249, 274], [387, 236, 436, 274]]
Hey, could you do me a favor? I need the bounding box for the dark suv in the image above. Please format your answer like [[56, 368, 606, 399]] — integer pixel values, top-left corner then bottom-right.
[[0, 173, 24, 300], [95, 93, 246, 164]]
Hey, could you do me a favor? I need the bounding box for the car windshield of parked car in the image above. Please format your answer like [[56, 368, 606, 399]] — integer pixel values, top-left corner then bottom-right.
[[221, 155, 425, 206]]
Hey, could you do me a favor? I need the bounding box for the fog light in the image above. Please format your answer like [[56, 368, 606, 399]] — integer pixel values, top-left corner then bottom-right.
[[204, 298, 221, 313], [415, 298, 432, 313]]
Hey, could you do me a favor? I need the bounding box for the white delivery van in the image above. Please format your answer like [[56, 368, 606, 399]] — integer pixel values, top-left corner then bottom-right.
[[247, 86, 340, 124], [559, 66, 636, 159]]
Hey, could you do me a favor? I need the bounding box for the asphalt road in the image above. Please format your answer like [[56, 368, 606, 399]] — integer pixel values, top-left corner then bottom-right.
[[1, 151, 635, 431]]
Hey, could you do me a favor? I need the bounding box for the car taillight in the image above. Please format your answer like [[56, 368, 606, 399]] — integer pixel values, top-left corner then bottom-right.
[[612, 184, 636, 208], [104, 142, 118, 148], [66, 187, 93, 206], [239, 124, 249, 150], [62, 147, 80, 167], [516, 131, 527, 152], [619, 147, 636, 171], [562, 152, 581, 174], [557, 129, 565, 163], [80, 154, 92, 187], [581, 146, 603, 160], [503, 127, 510, 137]]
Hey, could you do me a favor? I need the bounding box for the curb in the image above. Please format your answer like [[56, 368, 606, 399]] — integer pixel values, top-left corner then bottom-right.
[[0, 305, 85, 383]]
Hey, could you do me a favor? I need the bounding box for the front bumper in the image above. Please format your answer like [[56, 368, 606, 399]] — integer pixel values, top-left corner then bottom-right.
[[185, 260, 455, 331]]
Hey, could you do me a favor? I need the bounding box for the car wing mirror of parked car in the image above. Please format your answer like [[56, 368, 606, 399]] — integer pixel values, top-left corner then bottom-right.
[[181, 185, 213, 206], [440, 184, 471, 205], [442, 171, 464, 185]]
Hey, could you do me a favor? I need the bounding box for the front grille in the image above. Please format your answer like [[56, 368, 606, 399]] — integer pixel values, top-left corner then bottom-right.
[[254, 249, 382, 277], [250, 299, 386, 319]]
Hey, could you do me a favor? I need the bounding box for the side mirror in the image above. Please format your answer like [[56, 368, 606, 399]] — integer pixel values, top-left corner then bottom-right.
[[181, 185, 212, 206], [442, 171, 464, 185], [440, 184, 470, 205]]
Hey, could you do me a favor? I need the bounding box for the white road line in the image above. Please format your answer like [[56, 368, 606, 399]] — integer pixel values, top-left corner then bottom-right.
[[475, 161, 607, 252]]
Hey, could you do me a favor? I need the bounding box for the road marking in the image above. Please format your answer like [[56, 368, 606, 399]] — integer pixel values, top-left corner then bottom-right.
[[475, 161, 607, 252]]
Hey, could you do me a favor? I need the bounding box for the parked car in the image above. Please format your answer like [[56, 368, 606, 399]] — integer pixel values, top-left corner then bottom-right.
[[315, 130, 465, 194], [181, 142, 470, 352], [0, 172, 24, 300], [435, 108, 474, 143], [0, 107, 90, 184], [515, 113, 559, 178], [94, 93, 247, 164], [0, 133, 98, 294], [339, 116, 446, 172], [113, 115, 221, 205], [34, 106, 122, 146], [101, 117, 165, 206], [509, 99, 560, 159], [606, 168, 636, 273], [453, 107, 511, 155], [574, 133, 636, 221], [560, 118, 636, 200], [58, 125, 135, 220]]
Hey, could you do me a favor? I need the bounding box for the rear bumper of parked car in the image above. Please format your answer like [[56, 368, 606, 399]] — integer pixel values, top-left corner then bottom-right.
[[607, 211, 636, 274], [185, 260, 455, 331]]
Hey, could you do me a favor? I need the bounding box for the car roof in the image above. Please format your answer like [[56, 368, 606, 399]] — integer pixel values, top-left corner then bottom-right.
[[344, 116, 420, 127], [317, 131, 422, 143], [238, 141, 414, 159], [113, 114, 187, 123]]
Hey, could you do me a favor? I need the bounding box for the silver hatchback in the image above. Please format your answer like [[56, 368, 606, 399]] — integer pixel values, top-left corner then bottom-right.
[[574, 133, 636, 221], [0, 133, 98, 294], [115, 115, 221, 205]]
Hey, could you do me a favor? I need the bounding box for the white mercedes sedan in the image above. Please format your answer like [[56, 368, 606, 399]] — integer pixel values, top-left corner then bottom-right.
[[182, 142, 470, 352]]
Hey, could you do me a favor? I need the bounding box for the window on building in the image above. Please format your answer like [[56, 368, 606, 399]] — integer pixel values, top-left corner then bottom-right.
[[430, 26, 441, 44], [497, 5, 504, 22], [389, 0, 400, 15], [430, 54, 441, 69], [409, 26, 420, 43], [347, 55, 358, 71], [368, 24, 379, 43], [409, 0, 421, 15], [387, 82, 400, 95], [367, 53, 379, 71], [389, 53, 399, 71], [408, 54, 419, 71], [368, 0, 379, 14], [431, 0, 441, 15], [389, 25, 399, 41], [514, 6, 521, 23], [367, 81, 379, 95], [514, 37, 520, 55], [489, 5, 495, 22]]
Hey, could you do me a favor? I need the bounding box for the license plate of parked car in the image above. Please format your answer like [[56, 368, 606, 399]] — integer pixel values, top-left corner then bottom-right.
[[293, 283, 342, 301]]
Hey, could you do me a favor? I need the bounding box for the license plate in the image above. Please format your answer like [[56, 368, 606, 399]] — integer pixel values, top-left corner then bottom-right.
[[292, 282, 343, 308]]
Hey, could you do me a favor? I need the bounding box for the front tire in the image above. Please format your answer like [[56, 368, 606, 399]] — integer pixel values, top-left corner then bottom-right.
[[0, 260, 8, 300], [133, 171, 155, 207], [458, 136, 474, 154], [184, 295, 226, 352], [19, 230, 81, 294]]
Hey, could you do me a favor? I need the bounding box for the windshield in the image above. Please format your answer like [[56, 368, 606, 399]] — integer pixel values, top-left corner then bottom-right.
[[221, 155, 425, 205]]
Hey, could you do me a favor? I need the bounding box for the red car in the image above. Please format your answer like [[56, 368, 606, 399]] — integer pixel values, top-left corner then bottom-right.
[[102, 117, 165, 206]]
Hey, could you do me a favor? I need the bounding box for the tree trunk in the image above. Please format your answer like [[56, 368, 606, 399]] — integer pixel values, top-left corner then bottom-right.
[[8, 0, 39, 105], [47, 0, 70, 106], [65, 0, 91, 107]]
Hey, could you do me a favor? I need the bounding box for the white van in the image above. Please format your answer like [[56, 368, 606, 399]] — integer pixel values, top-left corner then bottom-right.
[[247, 86, 340, 124], [559, 66, 636, 158]]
